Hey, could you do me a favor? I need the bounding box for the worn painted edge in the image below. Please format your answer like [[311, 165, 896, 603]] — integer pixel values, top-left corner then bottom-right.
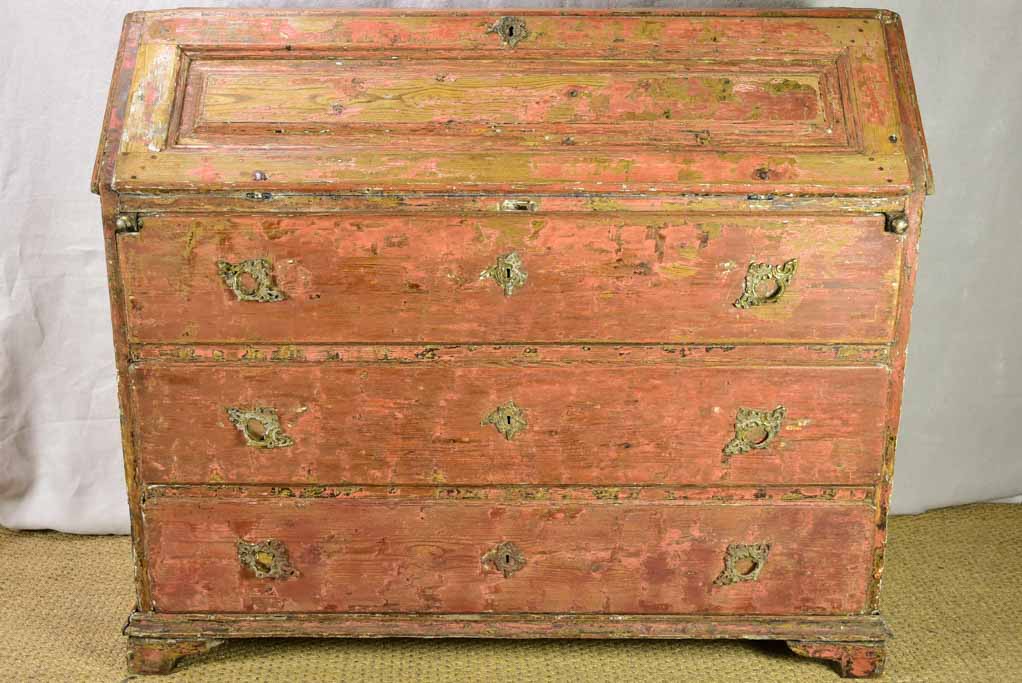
[[92, 14, 152, 612], [116, 192, 909, 215], [92, 12, 145, 194], [868, 190, 925, 612], [128, 343, 892, 367], [126, 9, 906, 20], [125, 611, 891, 641], [144, 485, 876, 505], [882, 13, 934, 195]]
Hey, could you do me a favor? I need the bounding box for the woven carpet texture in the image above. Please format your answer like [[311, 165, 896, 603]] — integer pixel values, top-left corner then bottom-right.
[[1, 504, 1019, 682]]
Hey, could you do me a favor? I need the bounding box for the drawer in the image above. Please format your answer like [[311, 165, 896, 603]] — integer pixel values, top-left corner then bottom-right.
[[131, 364, 888, 486], [143, 496, 875, 615], [119, 213, 900, 344]]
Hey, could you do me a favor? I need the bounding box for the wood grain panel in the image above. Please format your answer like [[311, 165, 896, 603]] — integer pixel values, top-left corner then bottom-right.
[[106, 10, 917, 195], [177, 57, 846, 150], [131, 364, 888, 486], [144, 497, 875, 615], [119, 213, 900, 344]]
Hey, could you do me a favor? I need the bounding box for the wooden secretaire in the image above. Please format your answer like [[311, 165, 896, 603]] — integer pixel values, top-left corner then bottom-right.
[[93, 9, 932, 677]]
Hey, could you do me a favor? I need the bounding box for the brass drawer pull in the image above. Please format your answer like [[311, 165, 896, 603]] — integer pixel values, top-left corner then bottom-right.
[[480, 251, 528, 296], [722, 405, 785, 460], [733, 259, 798, 309], [482, 541, 527, 578], [482, 400, 528, 440], [217, 258, 284, 302], [237, 539, 296, 579], [226, 407, 294, 448], [714, 542, 771, 586]]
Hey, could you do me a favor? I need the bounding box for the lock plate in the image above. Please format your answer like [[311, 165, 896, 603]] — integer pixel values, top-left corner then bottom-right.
[[482, 400, 528, 440], [480, 252, 528, 296], [482, 541, 527, 578], [487, 16, 529, 48]]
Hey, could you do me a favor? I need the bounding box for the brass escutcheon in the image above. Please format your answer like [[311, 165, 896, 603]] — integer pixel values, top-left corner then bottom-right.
[[482, 400, 528, 441], [487, 16, 529, 48], [733, 258, 798, 309], [237, 539, 296, 579], [722, 405, 785, 460], [714, 543, 771, 586], [482, 541, 527, 578], [480, 252, 528, 296], [217, 258, 284, 302], [226, 407, 294, 449]]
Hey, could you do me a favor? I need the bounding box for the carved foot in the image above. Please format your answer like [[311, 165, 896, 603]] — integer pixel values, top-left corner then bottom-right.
[[786, 640, 886, 678], [126, 636, 224, 675]]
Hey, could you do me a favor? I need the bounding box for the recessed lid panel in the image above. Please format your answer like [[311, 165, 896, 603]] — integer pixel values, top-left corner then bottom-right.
[[99, 9, 929, 195]]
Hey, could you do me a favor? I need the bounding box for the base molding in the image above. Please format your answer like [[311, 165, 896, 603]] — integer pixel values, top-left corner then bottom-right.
[[125, 613, 889, 677], [126, 610, 888, 641]]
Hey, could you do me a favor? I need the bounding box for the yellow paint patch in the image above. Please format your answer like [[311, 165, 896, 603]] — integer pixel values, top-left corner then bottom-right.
[[659, 263, 698, 279]]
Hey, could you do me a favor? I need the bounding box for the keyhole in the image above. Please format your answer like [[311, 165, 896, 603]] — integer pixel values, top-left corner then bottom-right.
[[505, 268, 512, 279], [506, 26, 515, 37], [504, 553, 512, 564], [506, 415, 512, 425]]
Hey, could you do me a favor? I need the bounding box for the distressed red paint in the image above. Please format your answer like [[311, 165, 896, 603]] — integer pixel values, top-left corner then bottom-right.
[[92, 8, 931, 678], [130, 364, 889, 486], [144, 497, 875, 615], [119, 213, 900, 344]]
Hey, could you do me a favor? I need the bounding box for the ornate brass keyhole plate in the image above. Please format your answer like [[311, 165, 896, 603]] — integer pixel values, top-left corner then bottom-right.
[[226, 407, 294, 448], [734, 259, 798, 309], [217, 258, 284, 302], [487, 16, 529, 48], [482, 400, 528, 440], [482, 541, 527, 578], [480, 252, 528, 296], [722, 405, 785, 461], [237, 539, 296, 579], [714, 543, 771, 585]]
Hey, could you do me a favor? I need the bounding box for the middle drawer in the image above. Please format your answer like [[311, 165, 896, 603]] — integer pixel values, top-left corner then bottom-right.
[[130, 363, 888, 486]]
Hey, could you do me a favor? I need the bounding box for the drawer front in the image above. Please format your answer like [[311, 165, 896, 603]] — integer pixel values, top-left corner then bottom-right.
[[120, 213, 899, 344], [144, 497, 874, 615], [131, 364, 888, 486]]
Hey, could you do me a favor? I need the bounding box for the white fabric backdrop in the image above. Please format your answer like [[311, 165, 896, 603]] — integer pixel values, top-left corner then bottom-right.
[[2, 0, 1020, 533]]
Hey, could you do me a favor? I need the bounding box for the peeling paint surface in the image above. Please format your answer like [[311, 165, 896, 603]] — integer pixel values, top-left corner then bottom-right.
[[119, 213, 900, 344], [144, 497, 875, 615], [130, 364, 888, 486], [92, 9, 932, 675]]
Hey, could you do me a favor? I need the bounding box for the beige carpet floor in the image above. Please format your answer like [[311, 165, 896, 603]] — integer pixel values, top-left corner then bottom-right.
[[1, 503, 1019, 682]]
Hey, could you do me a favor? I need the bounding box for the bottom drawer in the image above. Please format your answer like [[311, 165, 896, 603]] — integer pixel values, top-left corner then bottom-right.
[[144, 497, 875, 615]]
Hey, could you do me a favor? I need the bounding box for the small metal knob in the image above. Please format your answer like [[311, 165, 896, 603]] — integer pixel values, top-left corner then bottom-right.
[[114, 214, 140, 234], [886, 213, 910, 235]]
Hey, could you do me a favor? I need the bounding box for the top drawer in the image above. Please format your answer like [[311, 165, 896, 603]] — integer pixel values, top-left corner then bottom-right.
[[119, 213, 900, 344]]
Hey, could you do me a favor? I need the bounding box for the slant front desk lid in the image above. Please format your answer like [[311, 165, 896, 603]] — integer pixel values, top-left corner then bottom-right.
[[94, 9, 932, 196]]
